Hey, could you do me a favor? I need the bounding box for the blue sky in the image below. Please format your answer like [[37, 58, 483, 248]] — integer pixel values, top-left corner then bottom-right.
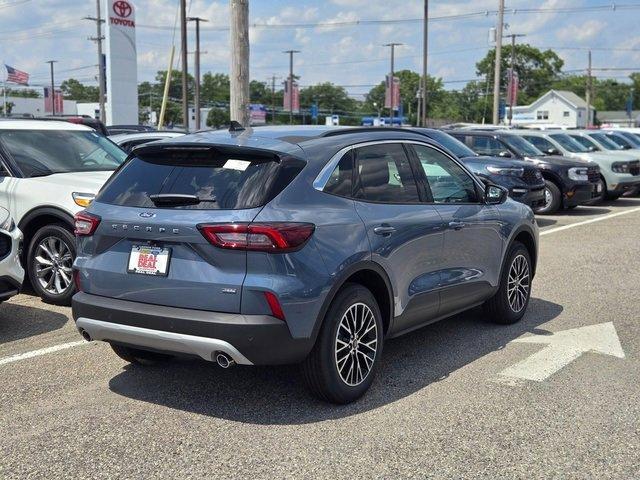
[[1, 0, 639, 100]]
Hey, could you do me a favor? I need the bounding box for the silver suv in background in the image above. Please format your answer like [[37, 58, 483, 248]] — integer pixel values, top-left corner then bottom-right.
[[0, 206, 24, 303]]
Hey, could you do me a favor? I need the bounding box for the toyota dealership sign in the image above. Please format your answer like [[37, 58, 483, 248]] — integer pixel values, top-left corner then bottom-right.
[[104, 0, 138, 124]]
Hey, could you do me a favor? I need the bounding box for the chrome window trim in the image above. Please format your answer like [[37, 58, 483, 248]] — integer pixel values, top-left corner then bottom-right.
[[313, 139, 484, 193]]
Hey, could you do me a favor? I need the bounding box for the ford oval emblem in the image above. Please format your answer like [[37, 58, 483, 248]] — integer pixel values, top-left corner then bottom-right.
[[139, 212, 156, 218]]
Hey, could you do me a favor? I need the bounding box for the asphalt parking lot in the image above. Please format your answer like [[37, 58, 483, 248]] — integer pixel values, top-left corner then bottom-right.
[[1, 198, 639, 479]]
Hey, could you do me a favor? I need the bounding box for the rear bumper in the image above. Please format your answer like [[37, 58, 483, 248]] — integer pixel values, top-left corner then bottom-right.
[[72, 292, 314, 365]]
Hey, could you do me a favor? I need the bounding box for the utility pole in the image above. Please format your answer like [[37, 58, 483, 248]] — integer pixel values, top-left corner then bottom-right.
[[268, 74, 280, 124], [188, 16, 207, 130], [586, 49, 592, 128], [230, 0, 250, 126], [507, 33, 526, 126], [492, 0, 505, 125], [179, 0, 189, 131], [421, 0, 429, 127], [84, 0, 106, 123], [384, 43, 402, 126], [283, 50, 300, 124], [46, 60, 57, 115]]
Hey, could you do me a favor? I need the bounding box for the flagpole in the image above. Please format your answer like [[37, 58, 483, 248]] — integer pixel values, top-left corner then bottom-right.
[[2, 63, 7, 117]]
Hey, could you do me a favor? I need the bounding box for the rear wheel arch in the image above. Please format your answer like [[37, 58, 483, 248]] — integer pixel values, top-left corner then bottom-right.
[[313, 262, 394, 342]]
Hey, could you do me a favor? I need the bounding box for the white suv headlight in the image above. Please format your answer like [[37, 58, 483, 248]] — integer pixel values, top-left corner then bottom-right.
[[611, 162, 630, 174], [72, 192, 96, 207], [568, 167, 588, 181]]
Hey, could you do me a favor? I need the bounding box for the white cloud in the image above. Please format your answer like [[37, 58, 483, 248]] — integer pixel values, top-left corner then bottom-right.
[[556, 19, 607, 43]]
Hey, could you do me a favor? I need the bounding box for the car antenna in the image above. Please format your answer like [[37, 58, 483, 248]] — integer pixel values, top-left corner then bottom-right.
[[229, 121, 245, 132]]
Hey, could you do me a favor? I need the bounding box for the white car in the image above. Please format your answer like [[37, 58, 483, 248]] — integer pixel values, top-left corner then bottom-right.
[[0, 206, 24, 302], [0, 119, 127, 304], [109, 131, 185, 153]]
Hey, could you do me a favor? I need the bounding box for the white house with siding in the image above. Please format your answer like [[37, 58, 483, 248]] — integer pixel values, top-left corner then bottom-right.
[[510, 90, 594, 128]]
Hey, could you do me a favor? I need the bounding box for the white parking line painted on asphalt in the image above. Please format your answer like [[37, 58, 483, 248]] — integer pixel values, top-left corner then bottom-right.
[[540, 206, 640, 236], [0, 341, 88, 366]]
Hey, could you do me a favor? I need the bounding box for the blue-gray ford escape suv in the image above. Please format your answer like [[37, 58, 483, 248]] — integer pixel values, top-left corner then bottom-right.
[[72, 126, 538, 404]]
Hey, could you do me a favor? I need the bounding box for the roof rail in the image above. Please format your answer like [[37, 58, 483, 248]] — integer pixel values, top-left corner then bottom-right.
[[319, 126, 418, 137]]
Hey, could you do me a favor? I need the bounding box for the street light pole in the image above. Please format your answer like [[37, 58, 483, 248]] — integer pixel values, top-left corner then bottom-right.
[[384, 42, 402, 126], [421, 0, 429, 127], [283, 50, 300, 124], [188, 16, 208, 130], [179, 0, 189, 131], [46, 60, 57, 115], [84, 0, 106, 123], [492, 0, 505, 125]]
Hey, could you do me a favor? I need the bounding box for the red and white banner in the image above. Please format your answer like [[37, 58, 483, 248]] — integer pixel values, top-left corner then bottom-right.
[[507, 68, 519, 106], [44, 87, 64, 113], [283, 79, 299, 113], [384, 75, 401, 110]]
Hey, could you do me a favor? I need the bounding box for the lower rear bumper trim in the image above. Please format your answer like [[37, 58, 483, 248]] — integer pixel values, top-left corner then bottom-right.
[[76, 317, 254, 365]]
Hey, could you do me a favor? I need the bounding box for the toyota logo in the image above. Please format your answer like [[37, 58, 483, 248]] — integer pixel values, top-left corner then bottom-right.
[[113, 0, 132, 18]]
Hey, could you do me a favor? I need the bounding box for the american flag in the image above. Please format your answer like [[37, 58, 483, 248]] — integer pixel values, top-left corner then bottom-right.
[[5, 65, 29, 85]]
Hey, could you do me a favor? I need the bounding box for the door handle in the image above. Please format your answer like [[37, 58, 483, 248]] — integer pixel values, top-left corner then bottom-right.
[[448, 221, 465, 230], [373, 225, 396, 235]]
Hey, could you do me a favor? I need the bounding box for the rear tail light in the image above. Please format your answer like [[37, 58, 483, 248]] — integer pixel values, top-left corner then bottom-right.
[[74, 211, 101, 236], [264, 291, 286, 321], [198, 223, 315, 252], [73, 268, 83, 292]]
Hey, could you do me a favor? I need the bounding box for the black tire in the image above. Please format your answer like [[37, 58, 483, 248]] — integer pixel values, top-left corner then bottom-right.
[[27, 223, 76, 305], [110, 344, 172, 365], [534, 180, 561, 215], [301, 283, 384, 404], [484, 241, 532, 325]]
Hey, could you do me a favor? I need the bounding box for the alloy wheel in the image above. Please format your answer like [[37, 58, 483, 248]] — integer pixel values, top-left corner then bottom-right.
[[543, 187, 553, 209], [507, 254, 530, 313], [34, 236, 73, 295], [334, 302, 378, 386]]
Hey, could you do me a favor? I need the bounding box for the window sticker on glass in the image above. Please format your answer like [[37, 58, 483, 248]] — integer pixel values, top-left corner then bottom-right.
[[223, 159, 251, 171]]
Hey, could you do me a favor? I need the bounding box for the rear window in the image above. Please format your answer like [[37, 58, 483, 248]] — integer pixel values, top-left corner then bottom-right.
[[96, 150, 303, 210]]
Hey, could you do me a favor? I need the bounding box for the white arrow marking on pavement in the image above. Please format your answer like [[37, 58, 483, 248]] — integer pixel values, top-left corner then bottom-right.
[[499, 322, 625, 382]]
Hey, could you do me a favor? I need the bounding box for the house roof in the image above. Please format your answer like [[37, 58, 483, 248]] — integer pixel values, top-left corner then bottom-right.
[[523, 90, 590, 111]]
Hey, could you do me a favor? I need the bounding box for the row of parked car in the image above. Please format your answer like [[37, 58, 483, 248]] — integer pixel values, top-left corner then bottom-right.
[[1, 117, 639, 403]]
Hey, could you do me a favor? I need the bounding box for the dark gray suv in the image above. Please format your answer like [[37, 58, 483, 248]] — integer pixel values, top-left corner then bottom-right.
[[72, 126, 538, 403]]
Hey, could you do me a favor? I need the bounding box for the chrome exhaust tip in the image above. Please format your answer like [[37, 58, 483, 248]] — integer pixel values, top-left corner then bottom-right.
[[79, 329, 92, 342], [216, 352, 235, 368]]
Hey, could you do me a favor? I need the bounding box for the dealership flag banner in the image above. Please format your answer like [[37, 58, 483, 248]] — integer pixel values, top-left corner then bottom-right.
[[5, 65, 29, 85], [44, 87, 64, 114], [384, 75, 401, 110], [283, 79, 300, 113]]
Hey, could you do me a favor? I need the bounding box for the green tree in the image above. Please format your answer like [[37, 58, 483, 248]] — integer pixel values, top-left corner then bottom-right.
[[206, 107, 230, 128], [476, 44, 564, 104], [300, 82, 356, 114], [5, 88, 40, 98], [201, 73, 229, 105], [60, 78, 99, 102]]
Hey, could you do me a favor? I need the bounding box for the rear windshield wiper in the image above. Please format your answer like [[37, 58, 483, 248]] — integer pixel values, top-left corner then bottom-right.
[[148, 193, 217, 206]]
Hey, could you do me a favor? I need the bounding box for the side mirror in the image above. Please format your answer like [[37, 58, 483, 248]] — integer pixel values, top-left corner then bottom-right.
[[588, 146, 597, 152], [485, 184, 508, 205], [547, 148, 560, 155], [498, 150, 512, 158]]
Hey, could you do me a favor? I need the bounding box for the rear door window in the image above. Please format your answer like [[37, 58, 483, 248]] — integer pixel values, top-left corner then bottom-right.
[[353, 143, 420, 203], [97, 151, 301, 210]]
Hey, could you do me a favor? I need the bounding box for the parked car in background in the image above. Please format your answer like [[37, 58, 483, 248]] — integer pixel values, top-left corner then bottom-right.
[[406, 128, 545, 210], [510, 130, 640, 200], [110, 131, 186, 154], [0, 206, 24, 303], [72, 126, 538, 403], [601, 130, 640, 154], [449, 129, 600, 213], [107, 125, 157, 136], [45, 115, 109, 136], [565, 131, 640, 165], [0, 119, 127, 304]]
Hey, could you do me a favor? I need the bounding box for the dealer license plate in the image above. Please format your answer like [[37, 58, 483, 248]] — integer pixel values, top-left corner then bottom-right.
[[127, 245, 171, 276]]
